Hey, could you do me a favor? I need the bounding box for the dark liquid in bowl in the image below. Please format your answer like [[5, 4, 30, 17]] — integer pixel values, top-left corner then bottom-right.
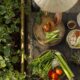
[[68, 23, 75, 28]]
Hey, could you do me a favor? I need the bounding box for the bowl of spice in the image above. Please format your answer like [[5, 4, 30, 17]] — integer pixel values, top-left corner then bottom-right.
[[67, 20, 77, 29]]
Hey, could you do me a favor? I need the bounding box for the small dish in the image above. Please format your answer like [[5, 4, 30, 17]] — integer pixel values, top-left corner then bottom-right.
[[66, 29, 80, 49], [67, 20, 77, 29]]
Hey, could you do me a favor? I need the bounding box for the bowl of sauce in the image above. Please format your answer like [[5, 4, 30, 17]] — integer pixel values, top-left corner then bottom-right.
[[67, 20, 76, 29]]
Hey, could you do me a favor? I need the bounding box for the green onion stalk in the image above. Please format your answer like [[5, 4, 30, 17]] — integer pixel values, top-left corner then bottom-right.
[[55, 52, 74, 80], [21, 0, 25, 73]]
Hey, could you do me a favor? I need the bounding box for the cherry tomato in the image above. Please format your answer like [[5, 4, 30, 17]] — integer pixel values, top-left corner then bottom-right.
[[43, 24, 51, 32], [48, 69, 53, 78], [51, 72, 58, 79], [55, 68, 63, 75]]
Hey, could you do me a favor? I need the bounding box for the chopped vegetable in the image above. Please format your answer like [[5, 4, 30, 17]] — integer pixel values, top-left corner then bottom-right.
[[43, 21, 54, 32], [43, 25, 49, 32], [45, 30, 60, 43], [43, 24, 51, 32]]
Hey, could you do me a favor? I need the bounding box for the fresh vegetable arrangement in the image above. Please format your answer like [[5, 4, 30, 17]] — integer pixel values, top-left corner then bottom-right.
[[29, 50, 74, 80], [42, 21, 60, 43]]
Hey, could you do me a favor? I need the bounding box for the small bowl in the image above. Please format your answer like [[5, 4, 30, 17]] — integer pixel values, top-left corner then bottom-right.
[[66, 29, 80, 49], [67, 20, 77, 29]]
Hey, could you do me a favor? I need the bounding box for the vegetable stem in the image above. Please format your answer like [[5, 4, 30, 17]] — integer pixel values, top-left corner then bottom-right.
[[55, 52, 74, 80]]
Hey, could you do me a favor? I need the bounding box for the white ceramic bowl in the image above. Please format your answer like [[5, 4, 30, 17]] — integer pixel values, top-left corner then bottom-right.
[[66, 29, 80, 49]]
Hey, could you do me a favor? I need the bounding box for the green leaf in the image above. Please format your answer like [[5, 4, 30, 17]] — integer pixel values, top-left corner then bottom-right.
[[5, 19, 11, 24], [3, 46, 11, 57], [11, 24, 19, 32], [0, 77, 3, 80], [0, 0, 25, 79], [0, 56, 6, 68], [0, 5, 6, 15], [0, 56, 3, 60], [11, 56, 19, 63]]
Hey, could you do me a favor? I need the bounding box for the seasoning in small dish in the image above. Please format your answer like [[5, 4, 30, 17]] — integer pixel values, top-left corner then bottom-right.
[[67, 20, 76, 29]]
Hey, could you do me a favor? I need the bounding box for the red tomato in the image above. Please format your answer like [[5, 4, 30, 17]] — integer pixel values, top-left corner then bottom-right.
[[51, 72, 58, 79], [48, 69, 53, 78], [43, 25, 50, 32], [55, 68, 63, 75]]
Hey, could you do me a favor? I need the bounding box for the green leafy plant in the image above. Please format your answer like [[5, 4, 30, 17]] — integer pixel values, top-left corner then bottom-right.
[[0, 68, 26, 80], [0, 0, 26, 79], [70, 50, 80, 64], [29, 50, 54, 80]]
